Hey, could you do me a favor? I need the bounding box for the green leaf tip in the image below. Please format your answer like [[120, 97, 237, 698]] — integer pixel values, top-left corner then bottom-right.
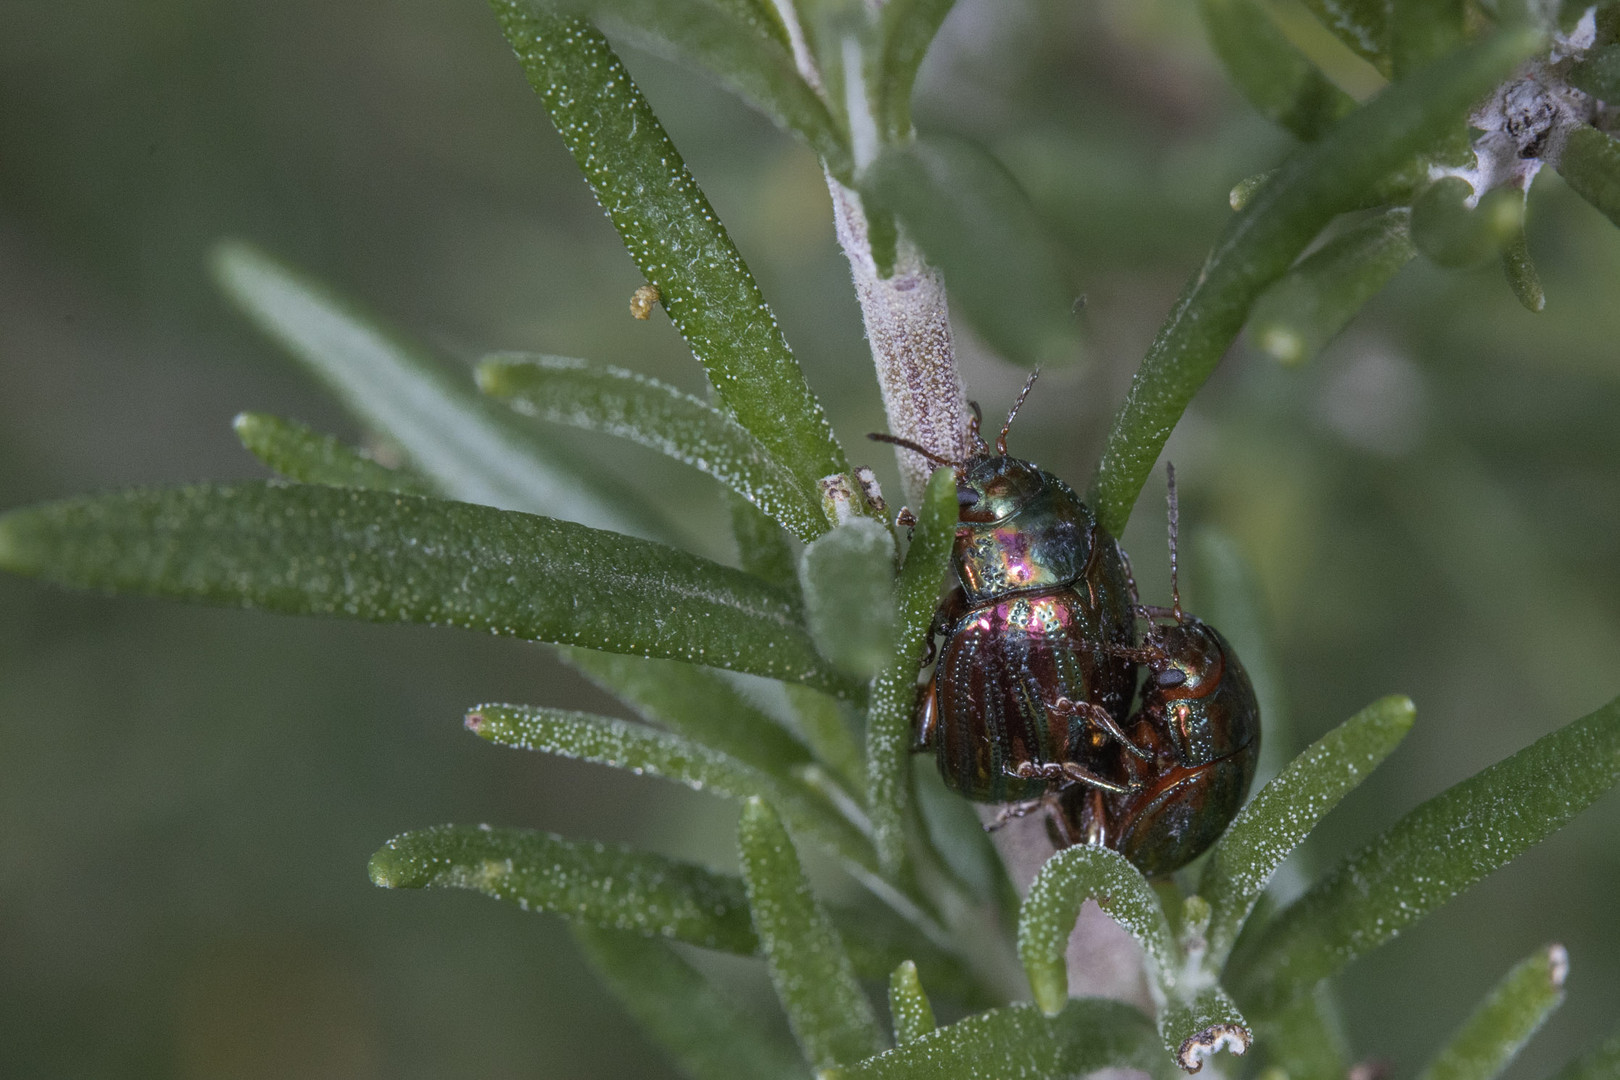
[[887, 961, 937, 1045], [1416, 944, 1568, 1080]]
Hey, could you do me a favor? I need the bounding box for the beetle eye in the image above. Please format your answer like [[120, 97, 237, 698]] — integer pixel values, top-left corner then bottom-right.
[[956, 486, 980, 508], [1156, 667, 1188, 688]]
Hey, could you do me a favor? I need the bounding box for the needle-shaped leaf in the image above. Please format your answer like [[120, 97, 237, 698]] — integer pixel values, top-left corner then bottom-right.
[[1248, 208, 1415, 365], [887, 961, 937, 1045], [862, 135, 1080, 369], [560, 647, 814, 783], [1565, 43, 1620, 101], [1549, 1027, 1620, 1080], [739, 797, 886, 1075], [479, 353, 826, 542], [1556, 126, 1620, 230], [1018, 844, 1176, 1018], [1299, 0, 1391, 71], [1086, 28, 1539, 536], [0, 483, 845, 693], [1198, 0, 1357, 141], [1411, 178, 1523, 267], [469, 704, 876, 871], [232, 412, 436, 495], [728, 490, 800, 592], [1501, 228, 1545, 313], [573, 925, 810, 1080], [872, 0, 960, 139], [1230, 692, 1620, 1013], [822, 1000, 1169, 1080], [555, 0, 851, 177], [799, 518, 898, 682], [368, 824, 758, 952], [865, 468, 954, 873], [212, 241, 660, 538], [1201, 695, 1417, 964], [490, 5, 850, 500], [1158, 986, 1253, 1074], [783, 684, 868, 797], [1415, 944, 1568, 1080], [1392, 0, 1465, 78]]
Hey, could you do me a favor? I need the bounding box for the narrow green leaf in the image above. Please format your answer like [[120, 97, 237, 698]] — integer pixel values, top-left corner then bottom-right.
[[468, 704, 876, 871], [887, 961, 937, 1044], [799, 518, 898, 681], [559, 647, 815, 783], [479, 353, 826, 542], [489, 6, 850, 500], [1087, 28, 1540, 536], [1299, 0, 1391, 70], [1198, 0, 1358, 141], [574, 925, 809, 1080], [1201, 695, 1416, 965], [1411, 178, 1523, 267], [232, 412, 435, 495], [1549, 1027, 1620, 1080], [1252, 990, 1352, 1080], [1392, 0, 1465, 77], [863, 135, 1080, 368], [1229, 170, 1275, 211], [872, 0, 959, 138], [1556, 125, 1620, 229], [564, 0, 852, 175], [1501, 227, 1545, 313], [1230, 692, 1620, 1013], [1018, 844, 1176, 1018], [866, 468, 955, 874], [739, 797, 886, 1074], [823, 1000, 1169, 1080], [368, 824, 757, 952], [1249, 208, 1416, 365], [1415, 944, 1568, 1080], [1158, 985, 1253, 1074], [784, 683, 868, 798], [728, 489, 801, 592], [1566, 42, 1620, 101], [0, 483, 846, 693], [211, 241, 659, 538]]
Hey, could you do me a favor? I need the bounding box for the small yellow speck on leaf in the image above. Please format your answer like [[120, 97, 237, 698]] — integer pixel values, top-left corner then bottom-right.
[[629, 283, 660, 320]]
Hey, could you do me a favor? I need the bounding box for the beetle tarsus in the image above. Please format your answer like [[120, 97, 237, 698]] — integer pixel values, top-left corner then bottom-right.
[[1052, 695, 1152, 762]]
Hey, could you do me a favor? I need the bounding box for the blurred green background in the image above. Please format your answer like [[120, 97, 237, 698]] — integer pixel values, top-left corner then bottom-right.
[[2, 0, 1617, 1076]]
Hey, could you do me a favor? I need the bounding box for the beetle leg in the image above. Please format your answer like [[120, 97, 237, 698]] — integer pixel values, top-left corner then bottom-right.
[[1008, 759, 1136, 794], [913, 679, 940, 751], [1052, 695, 1153, 762], [984, 795, 1049, 832]]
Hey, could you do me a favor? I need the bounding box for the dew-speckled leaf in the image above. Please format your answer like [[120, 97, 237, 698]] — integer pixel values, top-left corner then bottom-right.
[[1201, 695, 1416, 964], [479, 353, 825, 541], [1567, 43, 1620, 102], [739, 797, 886, 1074], [863, 135, 1080, 369], [872, 0, 960, 138], [1158, 985, 1252, 1074], [799, 517, 898, 682], [1018, 844, 1175, 1018], [823, 1000, 1170, 1080], [1549, 1027, 1620, 1080], [1198, 0, 1357, 141], [1556, 126, 1620, 230], [574, 925, 810, 1080], [865, 469, 955, 873], [1230, 692, 1620, 1013], [729, 489, 801, 592], [232, 412, 435, 495], [1299, 0, 1390, 70], [887, 961, 937, 1045], [368, 824, 757, 952], [469, 704, 875, 871], [0, 483, 844, 693], [558, 0, 850, 176], [1415, 944, 1567, 1080], [560, 647, 814, 783], [211, 241, 660, 538], [489, 5, 849, 501], [1248, 208, 1415, 366], [784, 683, 867, 797], [1087, 28, 1539, 537]]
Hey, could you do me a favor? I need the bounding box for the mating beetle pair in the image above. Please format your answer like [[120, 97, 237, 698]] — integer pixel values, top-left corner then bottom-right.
[[873, 378, 1260, 877]]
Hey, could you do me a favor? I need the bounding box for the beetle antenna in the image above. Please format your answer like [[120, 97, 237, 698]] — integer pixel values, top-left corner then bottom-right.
[[966, 400, 989, 454], [1166, 462, 1183, 621], [998, 367, 1041, 454], [866, 432, 960, 469]]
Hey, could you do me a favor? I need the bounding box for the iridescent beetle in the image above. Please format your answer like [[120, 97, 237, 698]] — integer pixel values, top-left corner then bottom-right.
[[1061, 465, 1261, 876], [870, 374, 1146, 810]]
